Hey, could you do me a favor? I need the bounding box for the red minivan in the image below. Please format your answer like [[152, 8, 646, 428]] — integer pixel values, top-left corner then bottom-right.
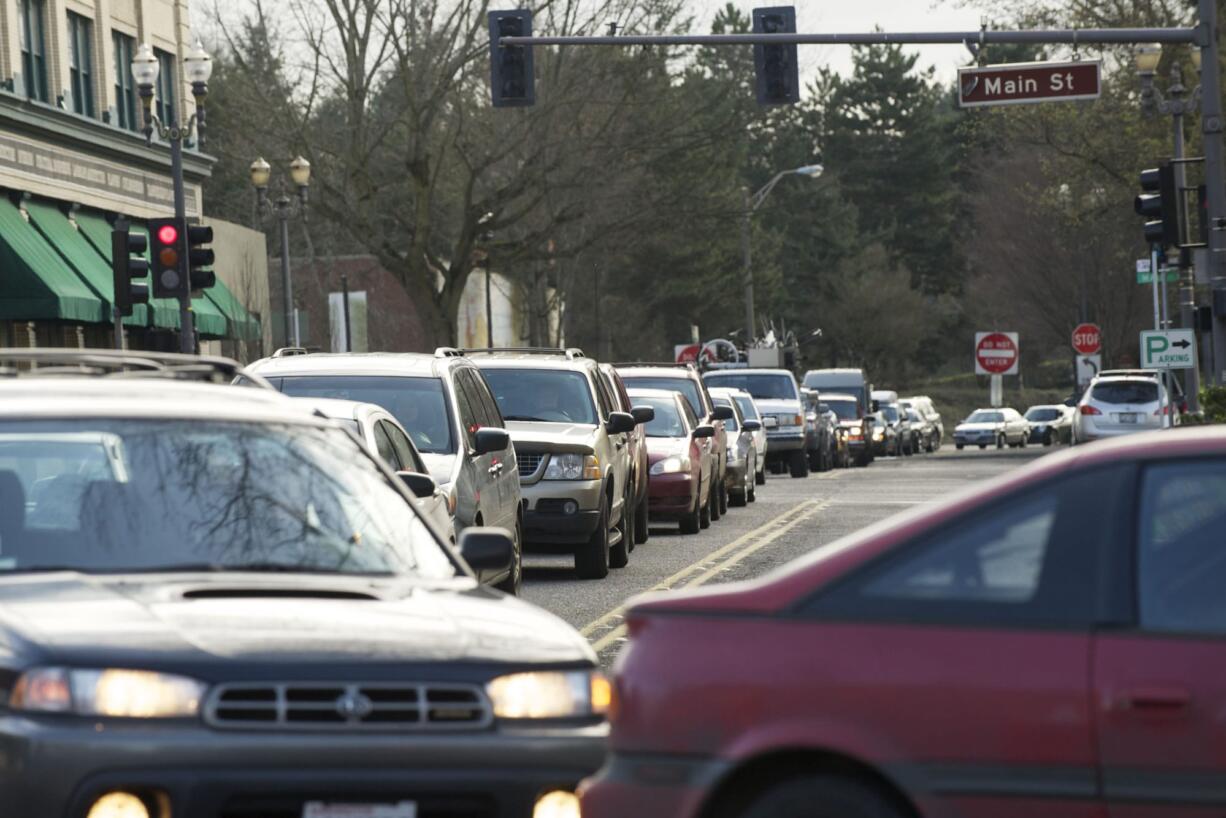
[[581, 427, 1226, 818]]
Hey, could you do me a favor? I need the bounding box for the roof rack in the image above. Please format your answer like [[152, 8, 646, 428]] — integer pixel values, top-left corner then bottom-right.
[[0, 348, 275, 389], [613, 361, 696, 370], [434, 347, 465, 358], [272, 347, 310, 358], [461, 347, 586, 360]]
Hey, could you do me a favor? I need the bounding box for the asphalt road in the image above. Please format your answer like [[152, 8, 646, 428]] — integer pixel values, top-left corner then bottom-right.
[[523, 445, 1049, 666]]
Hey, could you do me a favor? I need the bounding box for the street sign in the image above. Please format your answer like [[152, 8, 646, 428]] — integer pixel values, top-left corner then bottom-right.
[[1071, 323, 1101, 355], [975, 331, 1019, 375], [1136, 268, 1179, 284], [1139, 329, 1196, 369], [958, 60, 1101, 108], [1076, 354, 1102, 387], [674, 343, 700, 363]]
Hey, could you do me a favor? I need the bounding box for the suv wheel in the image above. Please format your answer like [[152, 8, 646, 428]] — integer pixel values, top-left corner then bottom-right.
[[493, 519, 523, 596], [736, 774, 905, 818], [699, 490, 712, 529], [996, 434, 1005, 449], [718, 479, 729, 516], [634, 493, 649, 545], [574, 496, 610, 580], [609, 488, 630, 569], [789, 450, 809, 478], [710, 480, 722, 522], [680, 492, 701, 534]]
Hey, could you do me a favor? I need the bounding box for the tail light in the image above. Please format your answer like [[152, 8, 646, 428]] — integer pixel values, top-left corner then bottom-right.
[[1080, 405, 1101, 416], [1154, 405, 1170, 416]]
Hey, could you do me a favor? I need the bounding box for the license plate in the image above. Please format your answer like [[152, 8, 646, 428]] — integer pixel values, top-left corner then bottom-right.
[[763, 417, 778, 428], [303, 803, 417, 818], [1118, 413, 1138, 424]]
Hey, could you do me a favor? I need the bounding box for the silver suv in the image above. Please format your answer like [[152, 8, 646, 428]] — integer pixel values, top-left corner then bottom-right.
[[468, 348, 637, 580], [245, 349, 523, 593]]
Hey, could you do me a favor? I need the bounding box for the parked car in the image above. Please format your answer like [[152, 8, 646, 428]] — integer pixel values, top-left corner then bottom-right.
[[1025, 404, 1073, 446], [619, 364, 734, 505], [629, 388, 717, 532], [820, 402, 852, 468], [599, 363, 653, 547], [0, 350, 606, 818], [954, 407, 1029, 450], [899, 399, 935, 452], [246, 349, 522, 592], [867, 410, 900, 457], [295, 398, 457, 547], [800, 388, 839, 472], [1073, 375, 1173, 445], [709, 389, 763, 506], [822, 392, 872, 466], [903, 394, 944, 451], [899, 405, 924, 455], [1099, 368, 1187, 414], [802, 368, 875, 420], [878, 402, 910, 456], [702, 368, 810, 478], [581, 426, 1226, 818], [468, 348, 638, 580], [728, 390, 768, 485]]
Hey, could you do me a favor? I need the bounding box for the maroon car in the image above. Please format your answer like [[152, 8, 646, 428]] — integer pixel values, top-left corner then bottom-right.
[[628, 388, 716, 534], [582, 426, 1226, 818]]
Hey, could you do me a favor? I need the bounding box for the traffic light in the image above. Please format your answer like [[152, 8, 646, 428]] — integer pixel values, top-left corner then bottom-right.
[[1135, 163, 1180, 247], [753, 6, 799, 106], [186, 223, 216, 291], [488, 10, 534, 107], [148, 216, 185, 299], [109, 218, 149, 317]]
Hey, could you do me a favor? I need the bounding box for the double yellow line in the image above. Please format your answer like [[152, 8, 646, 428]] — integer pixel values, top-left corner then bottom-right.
[[582, 498, 833, 654]]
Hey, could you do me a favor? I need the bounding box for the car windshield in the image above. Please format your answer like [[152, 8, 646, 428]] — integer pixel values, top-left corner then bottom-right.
[[881, 406, 900, 422], [481, 368, 598, 425], [733, 395, 758, 421], [0, 420, 457, 578], [967, 411, 1004, 423], [1092, 381, 1160, 404], [271, 376, 455, 455], [713, 398, 738, 431], [640, 397, 687, 438], [906, 409, 922, 422], [703, 373, 797, 401], [1025, 408, 1061, 421], [826, 399, 859, 420], [622, 376, 704, 418]]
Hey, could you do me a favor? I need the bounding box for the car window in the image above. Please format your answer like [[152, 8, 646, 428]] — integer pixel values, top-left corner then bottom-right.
[[1026, 408, 1061, 421], [451, 375, 480, 451], [456, 369, 496, 429], [1137, 460, 1226, 634], [383, 420, 424, 473], [1092, 381, 1159, 404], [881, 406, 899, 422], [594, 374, 615, 419], [610, 372, 632, 412], [703, 373, 797, 401], [481, 368, 599, 425], [714, 397, 738, 431], [679, 396, 699, 429], [734, 395, 758, 421], [641, 396, 687, 438], [623, 375, 704, 419], [826, 400, 858, 421], [467, 369, 505, 428], [372, 421, 400, 468], [967, 411, 1003, 423]]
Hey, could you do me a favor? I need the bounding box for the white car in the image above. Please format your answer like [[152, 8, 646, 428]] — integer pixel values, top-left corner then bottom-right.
[[713, 387, 768, 485], [1072, 376, 1172, 444], [1023, 404, 1073, 446], [296, 398, 457, 544], [953, 407, 1029, 450]]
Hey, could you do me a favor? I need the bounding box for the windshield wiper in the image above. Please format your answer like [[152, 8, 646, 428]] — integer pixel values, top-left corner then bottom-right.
[[502, 414, 551, 422]]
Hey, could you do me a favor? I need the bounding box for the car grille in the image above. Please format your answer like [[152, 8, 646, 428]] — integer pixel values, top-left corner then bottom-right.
[[204, 683, 493, 731], [518, 453, 545, 477]]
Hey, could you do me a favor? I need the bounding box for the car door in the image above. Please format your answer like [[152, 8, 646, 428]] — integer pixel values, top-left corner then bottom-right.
[[379, 415, 455, 539], [448, 370, 486, 531], [595, 373, 630, 507], [466, 368, 519, 534], [1094, 457, 1226, 817], [802, 466, 1122, 817]]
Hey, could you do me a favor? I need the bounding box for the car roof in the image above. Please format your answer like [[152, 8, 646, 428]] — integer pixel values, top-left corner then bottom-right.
[[470, 354, 594, 372], [1025, 404, 1066, 411], [821, 392, 858, 401], [1092, 375, 1160, 383], [704, 368, 794, 377], [618, 365, 699, 376], [707, 386, 752, 397], [247, 352, 457, 378]]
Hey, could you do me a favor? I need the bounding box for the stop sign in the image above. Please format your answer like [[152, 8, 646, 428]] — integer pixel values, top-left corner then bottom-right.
[[975, 332, 1019, 375], [1071, 323, 1101, 355]]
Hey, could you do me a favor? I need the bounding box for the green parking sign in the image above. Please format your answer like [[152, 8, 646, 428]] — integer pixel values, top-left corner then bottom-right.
[[1139, 329, 1196, 369]]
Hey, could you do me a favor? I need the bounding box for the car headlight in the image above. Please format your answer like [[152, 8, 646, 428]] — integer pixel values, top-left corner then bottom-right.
[[11, 667, 206, 718], [486, 670, 610, 719], [544, 454, 600, 480], [650, 455, 689, 475], [872, 427, 885, 440]]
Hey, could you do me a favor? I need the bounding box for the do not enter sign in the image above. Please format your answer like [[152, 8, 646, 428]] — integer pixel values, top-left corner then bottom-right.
[[1072, 323, 1101, 356], [975, 332, 1019, 376]]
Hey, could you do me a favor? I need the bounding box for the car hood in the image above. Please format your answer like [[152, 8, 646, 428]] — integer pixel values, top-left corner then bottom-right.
[[0, 573, 594, 669], [645, 437, 688, 459], [504, 421, 598, 454], [957, 422, 1001, 431]]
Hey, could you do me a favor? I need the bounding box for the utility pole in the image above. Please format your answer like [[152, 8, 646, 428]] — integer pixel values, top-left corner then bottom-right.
[[741, 187, 754, 344], [1199, 0, 1226, 384], [341, 273, 351, 352]]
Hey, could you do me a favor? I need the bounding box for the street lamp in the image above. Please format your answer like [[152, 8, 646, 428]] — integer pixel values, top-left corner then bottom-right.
[[478, 212, 495, 347], [251, 156, 311, 348], [131, 41, 213, 354], [742, 164, 824, 343]]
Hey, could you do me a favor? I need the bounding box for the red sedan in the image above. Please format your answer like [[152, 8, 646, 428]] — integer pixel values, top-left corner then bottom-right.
[[581, 427, 1226, 818], [628, 388, 716, 534]]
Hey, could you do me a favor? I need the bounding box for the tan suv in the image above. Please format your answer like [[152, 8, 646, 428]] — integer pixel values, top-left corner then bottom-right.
[[467, 348, 638, 580]]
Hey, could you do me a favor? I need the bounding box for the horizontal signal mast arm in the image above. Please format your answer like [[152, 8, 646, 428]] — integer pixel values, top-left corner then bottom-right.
[[499, 27, 1201, 47]]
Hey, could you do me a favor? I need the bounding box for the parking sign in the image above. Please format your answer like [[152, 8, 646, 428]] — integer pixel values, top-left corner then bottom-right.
[[1139, 329, 1196, 370]]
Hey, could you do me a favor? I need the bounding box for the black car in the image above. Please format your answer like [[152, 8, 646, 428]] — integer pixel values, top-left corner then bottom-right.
[[801, 387, 838, 471], [0, 352, 605, 818]]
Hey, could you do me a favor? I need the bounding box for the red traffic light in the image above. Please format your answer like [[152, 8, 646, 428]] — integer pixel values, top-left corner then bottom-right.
[[157, 224, 179, 245]]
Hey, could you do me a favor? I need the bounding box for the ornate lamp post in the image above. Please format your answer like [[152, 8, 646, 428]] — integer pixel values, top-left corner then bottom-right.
[[251, 157, 311, 348]]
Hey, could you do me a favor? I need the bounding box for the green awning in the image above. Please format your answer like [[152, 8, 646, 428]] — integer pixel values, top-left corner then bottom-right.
[[205, 279, 261, 341], [25, 202, 146, 327], [0, 198, 103, 322]]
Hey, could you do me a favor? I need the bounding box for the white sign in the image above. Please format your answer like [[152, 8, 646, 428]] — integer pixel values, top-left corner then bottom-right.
[[1076, 354, 1102, 387], [975, 331, 1019, 376], [1140, 329, 1196, 370]]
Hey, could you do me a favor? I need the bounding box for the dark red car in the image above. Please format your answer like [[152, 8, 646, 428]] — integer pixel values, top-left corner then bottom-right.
[[628, 388, 716, 534], [581, 427, 1226, 818]]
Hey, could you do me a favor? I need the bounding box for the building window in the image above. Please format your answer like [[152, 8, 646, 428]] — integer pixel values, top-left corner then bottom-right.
[[68, 13, 95, 117], [154, 48, 176, 126], [113, 33, 137, 130], [18, 0, 48, 103]]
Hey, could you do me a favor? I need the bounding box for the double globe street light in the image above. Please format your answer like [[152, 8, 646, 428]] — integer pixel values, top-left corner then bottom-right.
[[250, 156, 312, 348]]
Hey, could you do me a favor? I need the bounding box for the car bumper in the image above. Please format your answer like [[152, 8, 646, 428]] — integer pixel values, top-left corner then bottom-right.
[[580, 751, 729, 818], [764, 431, 805, 453], [1075, 420, 1161, 442], [521, 478, 604, 543], [1, 716, 609, 818], [723, 458, 748, 490], [647, 473, 697, 519], [953, 433, 996, 445]]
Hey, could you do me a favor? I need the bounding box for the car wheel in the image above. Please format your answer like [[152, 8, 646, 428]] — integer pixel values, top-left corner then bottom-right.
[[978, 444, 986, 449], [574, 496, 610, 580], [747, 478, 756, 503], [736, 774, 906, 818], [680, 492, 701, 535], [997, 434, 1005, 449], [1019, 433, 1027, 449], [609, 488, 630, 569], [492, 518, 523, 596], [718, 479, 729, 516], [634, 493, 649, 545], [955, 443, 964, 450], [789, 450, 809, 478], [699, 491, 712, 529], [755, 468, 766, 485], [710, 480, 722, 522], [925, 435, 935, 453]]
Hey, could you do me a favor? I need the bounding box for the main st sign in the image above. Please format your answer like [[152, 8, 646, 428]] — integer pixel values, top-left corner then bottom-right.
[[958, 60, 1102, 108]]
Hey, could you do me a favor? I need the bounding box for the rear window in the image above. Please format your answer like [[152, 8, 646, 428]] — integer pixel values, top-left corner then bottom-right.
[[967, 411, 1003, 423], [1092, 381, 1159, 404], [621, 376, 703, 419], [703, 373, 797, 401], [733, 395, 758, 420], [1025, 408, 1061, 422]]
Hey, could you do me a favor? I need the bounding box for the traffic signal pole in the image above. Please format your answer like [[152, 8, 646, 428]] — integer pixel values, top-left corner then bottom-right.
[[170, 135, 195, 355], [1198, 0, 1226, 385]]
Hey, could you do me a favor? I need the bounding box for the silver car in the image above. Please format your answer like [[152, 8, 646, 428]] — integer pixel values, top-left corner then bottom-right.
[[953, 408, 1029, 449], [728, 389, 768, 485], [1073, 376, 1171, 444], [708, 388, 763, 506]]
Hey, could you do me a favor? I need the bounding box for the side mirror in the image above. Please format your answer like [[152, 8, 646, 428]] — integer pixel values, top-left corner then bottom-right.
[[458, 527, 514, 575], [712, 404, 734, 421], [743, 419, 762, 432], [474, 427, 510, 456], [871, 400, 881, 413], [693, 424, 716, 439], [630, 405, 655, 425], [397, 470, 438, 499], [606, 411, 636, 434]]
